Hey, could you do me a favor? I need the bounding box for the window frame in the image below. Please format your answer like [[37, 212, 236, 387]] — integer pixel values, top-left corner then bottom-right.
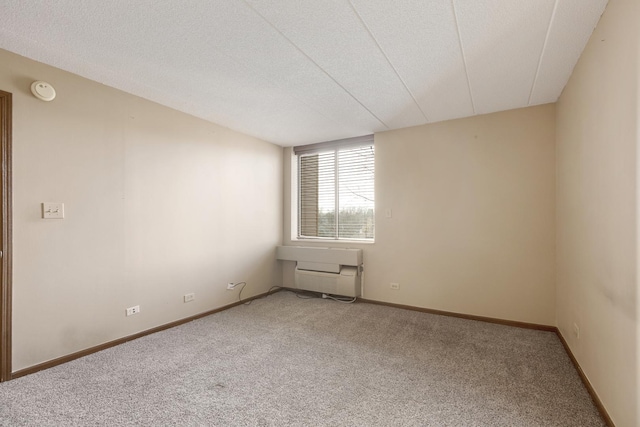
[[293, 135, 375, 242]]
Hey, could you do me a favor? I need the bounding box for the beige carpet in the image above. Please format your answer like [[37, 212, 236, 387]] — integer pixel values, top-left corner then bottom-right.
[[0, 291, 604, 426]]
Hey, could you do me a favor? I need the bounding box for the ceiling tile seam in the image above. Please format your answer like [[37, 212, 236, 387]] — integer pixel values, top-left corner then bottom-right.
[[348, 1, 430, 123], [450, 0, 476, 115], [155, 46, 349, 138], [212, 55, 358, 141], [241, 0, 389, 130], [165, 45, 358, 140], [527, 0, 559, 105], [187, 25, 366, 138]]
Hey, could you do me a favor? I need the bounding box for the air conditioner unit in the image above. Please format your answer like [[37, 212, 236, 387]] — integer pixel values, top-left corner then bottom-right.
[[276, 246, 363, 297]]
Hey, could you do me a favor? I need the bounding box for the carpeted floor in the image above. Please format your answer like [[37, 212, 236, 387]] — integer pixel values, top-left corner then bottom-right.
[[0, 291, 604, 426]]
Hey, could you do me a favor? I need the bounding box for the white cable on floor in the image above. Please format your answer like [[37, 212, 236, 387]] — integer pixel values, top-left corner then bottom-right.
[[323, 294, 357, 304]]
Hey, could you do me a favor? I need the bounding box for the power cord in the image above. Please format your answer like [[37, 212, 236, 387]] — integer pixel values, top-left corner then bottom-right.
[[322, 293, 357, 304], [232, 284, 356, 305], [232, 281, 247, 302], [282, 288, 357, 303], [290, 289, 322, 299], [238, 284, 282, 305]]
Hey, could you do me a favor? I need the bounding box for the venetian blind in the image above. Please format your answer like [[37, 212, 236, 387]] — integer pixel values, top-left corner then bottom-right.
[[295, 135, 374, 240]]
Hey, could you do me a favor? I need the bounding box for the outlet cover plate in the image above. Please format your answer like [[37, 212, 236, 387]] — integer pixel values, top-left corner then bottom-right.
[[126, 305, 140, 316], [42, 202, 64, 219]]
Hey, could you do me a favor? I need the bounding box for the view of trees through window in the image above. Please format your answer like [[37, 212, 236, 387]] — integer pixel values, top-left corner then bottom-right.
[[299, 144, 374, 240]]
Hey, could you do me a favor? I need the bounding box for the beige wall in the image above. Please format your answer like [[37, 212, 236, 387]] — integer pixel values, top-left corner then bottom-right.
[[555, 0, 638, 425], [4, 1, 638, 420], [284, 104, 556, 325], [637, 15, 640, 423], [1, 49, 283, 371]]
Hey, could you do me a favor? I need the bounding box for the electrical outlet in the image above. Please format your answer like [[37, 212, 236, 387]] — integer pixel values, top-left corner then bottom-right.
[[227, 282, 235, 290], [126, 305, 140, 316], [184, 293, 195, 303], [573, 323, 580, 339], [390, 282, 400, 290]]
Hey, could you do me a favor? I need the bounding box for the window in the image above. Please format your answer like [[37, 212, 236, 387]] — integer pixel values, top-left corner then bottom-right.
[[295, 135, 374, 241]]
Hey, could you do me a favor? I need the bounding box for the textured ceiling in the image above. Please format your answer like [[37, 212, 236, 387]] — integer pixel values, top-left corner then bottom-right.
[[0, 0, 608, 146]]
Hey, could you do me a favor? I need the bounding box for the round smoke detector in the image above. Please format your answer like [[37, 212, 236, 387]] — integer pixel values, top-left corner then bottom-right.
[[30, 81, 56, 101]]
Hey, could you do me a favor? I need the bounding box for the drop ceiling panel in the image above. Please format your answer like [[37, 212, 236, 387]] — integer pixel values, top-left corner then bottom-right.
[[455, 0, 555, 115], [164, 61, 364, 145], [245, 0, 427, 130], [183, 1, 384, 140], [529, 0, 608, 105], [0, 0, 379, 145], [0, 0, 609, 145], [351, 0, 475, 123]]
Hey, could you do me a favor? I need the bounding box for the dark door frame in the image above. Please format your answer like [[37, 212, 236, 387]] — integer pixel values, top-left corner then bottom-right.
[[0, 90, 12, 381]]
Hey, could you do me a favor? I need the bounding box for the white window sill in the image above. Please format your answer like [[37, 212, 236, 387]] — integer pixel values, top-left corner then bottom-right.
[[291, 238, 375, 245]]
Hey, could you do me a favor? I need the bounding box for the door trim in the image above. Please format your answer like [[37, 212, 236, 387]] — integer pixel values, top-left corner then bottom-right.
[[0, 90, 12, 381]]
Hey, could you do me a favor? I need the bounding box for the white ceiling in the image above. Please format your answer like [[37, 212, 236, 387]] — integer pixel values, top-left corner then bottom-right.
[[0, 0, 608, 146]]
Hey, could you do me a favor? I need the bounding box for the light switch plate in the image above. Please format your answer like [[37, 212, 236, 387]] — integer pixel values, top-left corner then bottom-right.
[[42, 202, 64, 219]]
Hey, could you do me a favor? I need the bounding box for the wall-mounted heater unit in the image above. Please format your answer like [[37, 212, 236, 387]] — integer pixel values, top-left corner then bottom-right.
[[276, 246, 363, 297]]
